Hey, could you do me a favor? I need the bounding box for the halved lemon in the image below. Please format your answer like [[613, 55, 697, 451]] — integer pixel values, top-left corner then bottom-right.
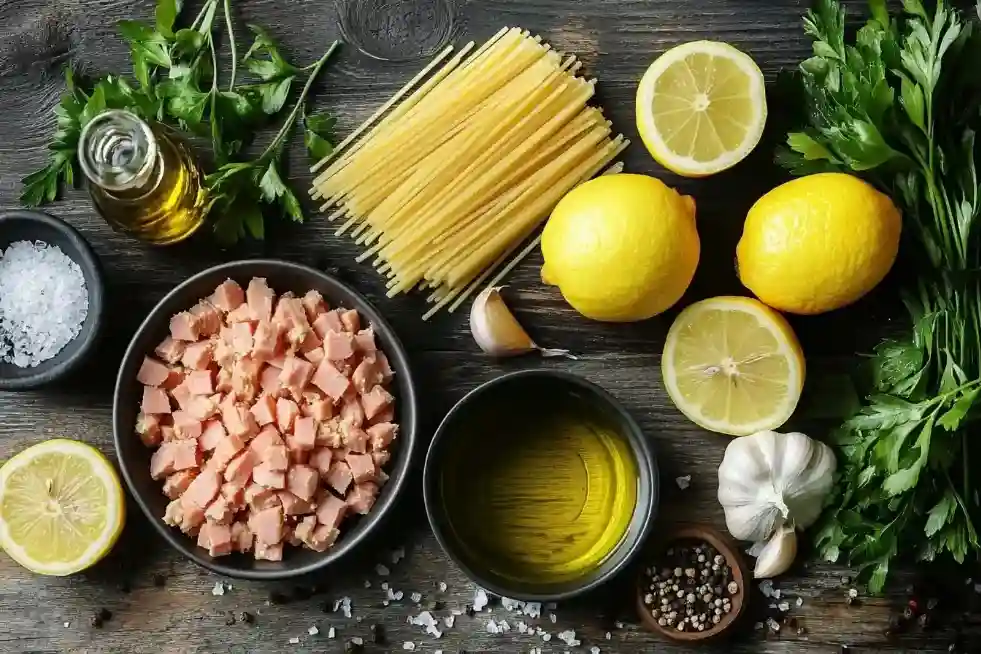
[[636, 41, 767, 177], [662, 296, 805, 436], [0, 439, 125, 575]]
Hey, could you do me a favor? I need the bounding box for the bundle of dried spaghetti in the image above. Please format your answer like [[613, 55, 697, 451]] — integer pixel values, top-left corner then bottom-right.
[[310, 27, 628, 319]]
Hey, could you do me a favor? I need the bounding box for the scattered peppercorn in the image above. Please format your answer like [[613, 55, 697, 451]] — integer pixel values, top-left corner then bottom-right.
[[268, 591, 289, 605], [918, 613, 932, 630], [152, 574, 167, 588], [345, 639, 364, 652], [464, 604, 475, 617], [902, 605, 915, 620], [97, 608, 112, 622], [89, 615, 103, 628], [238, 611, 254, 625], [370, 623, 386, 644], [224, 612, 236, 626]]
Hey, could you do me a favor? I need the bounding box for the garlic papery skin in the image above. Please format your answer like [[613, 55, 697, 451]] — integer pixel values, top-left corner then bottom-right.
[[753, 524, 797, 579], [717, 430, 836, 543], [470, 287, 572, 358]]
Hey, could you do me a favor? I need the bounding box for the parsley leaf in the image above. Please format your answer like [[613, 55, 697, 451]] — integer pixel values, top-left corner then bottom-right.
[[303, 109, 335, 161]]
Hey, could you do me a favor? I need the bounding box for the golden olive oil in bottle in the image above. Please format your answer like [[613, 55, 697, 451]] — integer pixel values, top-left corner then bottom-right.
[[78, 109, 208, 245]]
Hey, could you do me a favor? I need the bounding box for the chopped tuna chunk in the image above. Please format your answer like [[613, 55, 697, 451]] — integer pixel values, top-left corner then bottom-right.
[[250, 505, 285, 545], [302, 290, 327, 321], [186, 394, 219, 421], [221, 480, 247, 511], [316, 493, 347, 529], [247, 278, 275, 322], [369, 404, 396, 426], [339, 309, 360, 333], [136, 412, 162, 447], [165, 499, 204, 534], [279, 356, 314, 394], [254, 540, 283, 561], [160, 426, 177, 442], [155, 337, 186, 365], [216, 367, 233, 393], [181, 469, 222, 509], [351, 356, 384, 394], [317, 419, 344, 448], [303, 347, 325, 366], [142, 386, 172, 414], [230, 521, 253, 552], [361, 386, 394, 421], [309, 448, 333, 478], [275, 398, 300, 433], [372, 450, 392, 467], [374, 350, 395, 382], [286, 464, 319, 501], [231, 357, 262, 402], [221, 403, 258, 439], [249, 425, 283, 454], [190, 301, 222, 337], [341, 425, 369, 453], [185, 370, 214, 396], [198, 522, 233, 557], [204, 495, 235, 525], [278, 491, 315, 516], [354, 327, 377, 354], [311, 359, 350, 400], [171, 438, 201, 471], [231, 321, 255, 357], [172, 411, 203, 441], [209, 279, 246, 313], [251, 321, 281, 361], [252, 462, 286, 489], [137, 356, 171, 386], [312, 311, 343, 339], [294, 515, 316, 543], [323, 330, 355, 361], [224, 448, 257, 484], [163, 469, 198, 500], [199, 419, 227, 452], [340, 396, 365, 429], [250, 394, 277, 426], [181, 340, 214, 371], [161, 366, 185, 390], [345, 453, 376, 484], [291, 416, 317, 450], [245, 484, 280, 511], [169, 311, 201, 341], [367, 422, 398, 450], [346, 482, 379, 515], [211, 433, 247, 471], [263, 444, 289, 472], [302, 396, 333, 422], [150, 446, 177, 480], [259, 365, 284, 396], [326, 461, 353, 495]]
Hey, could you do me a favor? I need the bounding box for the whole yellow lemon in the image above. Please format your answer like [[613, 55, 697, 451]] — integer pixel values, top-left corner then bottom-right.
[[736, 173, 901, 315], [541, 174, 699, 322]]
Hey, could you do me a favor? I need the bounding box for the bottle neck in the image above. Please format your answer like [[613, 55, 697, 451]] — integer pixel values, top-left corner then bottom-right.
[[78, 110, 160, 193]]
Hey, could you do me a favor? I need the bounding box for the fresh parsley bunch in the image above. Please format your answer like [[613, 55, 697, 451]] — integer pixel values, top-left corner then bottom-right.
[[21, 0, 339, 244], [779, 0, 981, 592]]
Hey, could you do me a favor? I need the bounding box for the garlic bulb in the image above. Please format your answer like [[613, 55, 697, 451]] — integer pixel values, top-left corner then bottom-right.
[[717, 430, 836, 543], [470, 287, 572, 358], [753, 524, 797, 579]]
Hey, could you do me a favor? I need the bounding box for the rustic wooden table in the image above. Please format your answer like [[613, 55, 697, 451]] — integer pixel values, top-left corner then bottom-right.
[[0, 0, 979, 652]]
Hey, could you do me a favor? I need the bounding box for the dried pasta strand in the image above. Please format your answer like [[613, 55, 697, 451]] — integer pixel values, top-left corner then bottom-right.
[[311, 28, 628, 319]]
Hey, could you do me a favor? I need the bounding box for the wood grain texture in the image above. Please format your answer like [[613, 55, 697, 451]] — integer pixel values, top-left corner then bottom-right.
[[0, 0, 977, 652]]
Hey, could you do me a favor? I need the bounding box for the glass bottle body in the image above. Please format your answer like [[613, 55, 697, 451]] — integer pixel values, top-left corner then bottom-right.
[[79, 110, 208, 245]]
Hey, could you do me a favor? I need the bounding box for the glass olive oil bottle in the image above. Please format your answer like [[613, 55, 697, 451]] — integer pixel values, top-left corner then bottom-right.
[[78, 109, 208, 245]]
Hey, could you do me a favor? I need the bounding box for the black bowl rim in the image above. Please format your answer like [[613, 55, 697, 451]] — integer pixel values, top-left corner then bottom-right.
[[422, 369, 659, 601], [0, 210, 105, 391], [112, 259, 418, 580]]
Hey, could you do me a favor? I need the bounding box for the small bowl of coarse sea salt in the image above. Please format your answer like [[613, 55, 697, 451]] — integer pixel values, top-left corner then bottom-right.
[[0, 210, 104, 390]]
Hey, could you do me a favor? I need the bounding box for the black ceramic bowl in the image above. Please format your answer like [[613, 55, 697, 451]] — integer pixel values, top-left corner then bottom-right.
[[423, 370, 659, 601], [0, 210, 104, 391], [113, 260, 417, 579]]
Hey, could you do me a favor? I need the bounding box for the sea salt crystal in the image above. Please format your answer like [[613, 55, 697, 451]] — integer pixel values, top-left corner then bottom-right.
[[549, 613, 557, 623], [364, 580, 372, 588], [675, 475, 691, 490], [590, 647, 601, 654], [557, 630, 580, 647], [327, 627, 336, 638], [352, 637, 364, 646], [499, 620, 511, 632], [772, 589, 782, 599], [614, 621, 624, 629], [211, 582, 227, 596], [403, 642, 415, 651], [335, 596, 352, 618], [307, 626, 319, 636], [542, 632, 552, 642], [759, 580, 774, 597], [796, 597, 804, 607], [0, 241, 89, 368], [410, 592, 422, 603], [288, 637, 300, 644], [64, 622, 70, 628], [444, 615, 455, 628], [382, 582, 390, 591], [473, 588, 489, 611], [438, 581, 447, 592], [778, 601, 790, 612], [605, 632, 611, 640]]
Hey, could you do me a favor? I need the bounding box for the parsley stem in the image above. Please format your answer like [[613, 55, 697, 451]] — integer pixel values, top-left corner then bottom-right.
[[223, 0, 238, 92], [259, 40, 341, 161]]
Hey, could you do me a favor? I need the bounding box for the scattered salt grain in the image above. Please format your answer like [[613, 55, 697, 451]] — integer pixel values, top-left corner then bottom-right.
[[438, 581, 447, 592], [754, 622, 765, 630], [473, 588, 489, 611], [364, 580, 372, 588], [487, 619, 501, 634], [334, 596, 352, 618], [211, 582, 227, 596], [675, 475, 691, 490], [307, 626, 319, 636], [327, 627, 336, 638], [517, 621, 528, 634], [451, 609, 462, 616], [974, 582, 981, 594], [847, 588, 859, 599], [391, 547, 406, 564], [778, 601, 790, 612], [549, 613, 557, 623], [542, 632, 552, 642], [403, 642, 415, 651], [530, 649, 542, 654], [767, 618, 781, 632], [376, 564, 390, 576], [590, 647, 601, 654], [772, 588, 782, 599], [796, 597, 804, 608], [410, 592, 422, 603], [557, 630, 580, 647], [614, 621, 624, 629], [409, 611, 442, 637], [0, 240, 89, 368], [759, 580, 774, 597], [64, 622, 70, 628], [351, 637, 364, 646], [499, 620, 511, 632], [605, 631, 611, 640], [288, 637, 300, 644], [444, 615, 455, 628], [382, 582, 390, 591]]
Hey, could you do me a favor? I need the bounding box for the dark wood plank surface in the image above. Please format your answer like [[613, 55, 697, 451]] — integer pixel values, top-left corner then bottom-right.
[[0, 0, 978, 652]]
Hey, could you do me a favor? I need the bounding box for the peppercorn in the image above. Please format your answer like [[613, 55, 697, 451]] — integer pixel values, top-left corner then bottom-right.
[[464, 604, 475, 617], [97, 608, 112, 622], [152, 574, 166, 588], [370, 623, 386, 644], [238, 611, 254, 625], [902, 605, 915, 620], [224, 612, 236, 626], [89, 615, 103, 628]]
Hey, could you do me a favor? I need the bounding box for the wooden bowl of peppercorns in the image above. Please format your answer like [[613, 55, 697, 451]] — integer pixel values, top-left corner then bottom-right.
[[635, 524, 749, 642]]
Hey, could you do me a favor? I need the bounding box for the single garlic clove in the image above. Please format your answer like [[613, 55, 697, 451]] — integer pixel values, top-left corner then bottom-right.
[[470, 286, 575, 358], [753, 524, 797, 579], [470, 287, 538, 357]]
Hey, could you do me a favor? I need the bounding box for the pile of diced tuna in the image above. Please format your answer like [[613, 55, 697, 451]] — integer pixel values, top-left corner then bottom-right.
[[135, 277, 398, 561]]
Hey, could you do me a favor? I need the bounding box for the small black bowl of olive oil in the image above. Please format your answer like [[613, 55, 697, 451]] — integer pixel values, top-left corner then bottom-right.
[[423, 370, 659, 601]]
